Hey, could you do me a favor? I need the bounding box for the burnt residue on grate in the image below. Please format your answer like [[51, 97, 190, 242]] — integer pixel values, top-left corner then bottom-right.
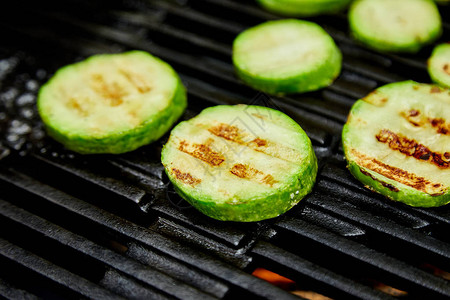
[[0, 0, 449, 299]]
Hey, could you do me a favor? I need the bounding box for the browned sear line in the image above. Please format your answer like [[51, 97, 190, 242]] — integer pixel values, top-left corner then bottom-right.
[[376, 129, 449, 169], [119, 69, 151, 93], [230, 164, 278, 187], [401, 109, 450, 135], [171, 168, 201, 186], [249, 138, 267, 147], [430, 86, 442, 93], [178, 140, 225, 166], [91, 74, 125, 106], [351, 150, 445, 195], [444, 64, 450, 75], [208, 123, 240, 142], [230, 163, 261, 179], [359, 168, 400, 192]]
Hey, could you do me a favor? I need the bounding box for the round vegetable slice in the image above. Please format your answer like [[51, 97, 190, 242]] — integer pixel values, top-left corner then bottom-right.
[[232, 19, 342, 95], [349, 0, 442, 53], [428, 43, 450, 88], [342, 81, 450, 207], [38, 50, 187, 154], [257, 0, 352, 17], [161, 105, 318, 222]]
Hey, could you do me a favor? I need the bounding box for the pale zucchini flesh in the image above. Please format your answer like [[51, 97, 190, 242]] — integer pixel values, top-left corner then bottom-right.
[[257, 0, 352, 17], [343, 81, 450, 207], [161, 105, 318, 221], [349, 0, 442, 53], [428, 43, 450, 88], [232, 19, 342, 95], [38, 51, 187, 154]]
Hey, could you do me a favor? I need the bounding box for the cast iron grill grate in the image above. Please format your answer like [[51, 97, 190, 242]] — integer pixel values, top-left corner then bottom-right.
[[0, 0, 449, 299]]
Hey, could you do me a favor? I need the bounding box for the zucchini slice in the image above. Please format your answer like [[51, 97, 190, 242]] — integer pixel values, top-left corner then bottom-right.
[[161, 105, 318, 222], [428, 43, 450, 88], [257, 0, 352, 17], [38, 51, 187, 154], [232, 19, 342, 95], [342, 81, 450, 207], [349, 0, 442, 53]]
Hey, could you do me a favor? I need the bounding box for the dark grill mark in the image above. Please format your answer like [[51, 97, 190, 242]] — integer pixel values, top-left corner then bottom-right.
[[250, 138, 267, 147], [208, 123, 240, 142], [430, 86, 442, 93], [359, 168, 400, 192], [351, 149, 445, 195], [376, 129, 449, 169], [229, 164, 277, 187], [444, 63, 450, 75], [91, 73, 125, 106], [178, 140, 225, 166], [171, 168, 201, 186], [401, 109, 450, 135]]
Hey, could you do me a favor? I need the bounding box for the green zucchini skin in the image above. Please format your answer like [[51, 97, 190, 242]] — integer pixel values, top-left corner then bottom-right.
[[232, 19, 342, 95], [257, 0, 352, 17], [37, 51, 187, 154], [349, 0, 442, 53], [342, 81, 450, 207], [428, 43, 450, 88], [161, 105, 318, 222]]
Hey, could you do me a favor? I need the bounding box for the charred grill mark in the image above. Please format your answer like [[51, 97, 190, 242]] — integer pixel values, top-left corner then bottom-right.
[[208, 123, 240, 142], [359, 168, 400, 192], [178, 140, 225, 166], [230, 163, 260, 179], [119, 69, 151, 93], [430, 86, 442, 93], [249, 138, 267, 147], [401, 109, 450, 135], [444, 64, 450, 75], [230, 163, 278, 187], [351, 150, 445, 195], [376, 129, 449, 169], [208, 123, 297, 162], [362, 91, 388, 106], [90, 73, 125, 106], [171, 168, 201, 186]]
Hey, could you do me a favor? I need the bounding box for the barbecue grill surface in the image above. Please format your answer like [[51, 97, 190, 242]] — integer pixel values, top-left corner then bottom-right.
[[0, 0, 449, 299]]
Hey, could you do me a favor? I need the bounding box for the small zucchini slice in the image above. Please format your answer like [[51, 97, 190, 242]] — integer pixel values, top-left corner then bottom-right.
[[257, 0, 352, 17], [161, 105, 318, 222], [342, 81, 450, 207], [349, 0, 442, 53], [428, 43, 450, 88], [38, 51, 187, 154], [232, 19, 342, 95]]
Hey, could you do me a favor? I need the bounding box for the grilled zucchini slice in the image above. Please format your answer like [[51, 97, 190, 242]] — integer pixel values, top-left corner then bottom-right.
[[161, 105, 318, 221], [428, 43, 450, 88], [257, 0, 352, 17], [232, 19, 342, 95], [349, 0, 442, 53], [343, 81, 450, 207], [38, 51, 187, 154]]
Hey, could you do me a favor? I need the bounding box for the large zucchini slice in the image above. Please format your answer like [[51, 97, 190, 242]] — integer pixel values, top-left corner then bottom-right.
[[349, 0, 442, 53], [343, 81, 450, 207], [256, 0, 352, 17], [161, 105, 318, 221], [38, 51, 187, 154], [428, 43, 450, 88], [232, 19, 342, 95]]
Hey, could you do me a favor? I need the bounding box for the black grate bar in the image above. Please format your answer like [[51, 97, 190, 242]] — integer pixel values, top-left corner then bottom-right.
[[251, 241, 394, 300], [0, 277, 39, 300], [313, 181, 450, 257], [275, 217, 450, 298], [0, 198, 218, 300], [0, 168, 300, 299], [0, 237, 123, 300]]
